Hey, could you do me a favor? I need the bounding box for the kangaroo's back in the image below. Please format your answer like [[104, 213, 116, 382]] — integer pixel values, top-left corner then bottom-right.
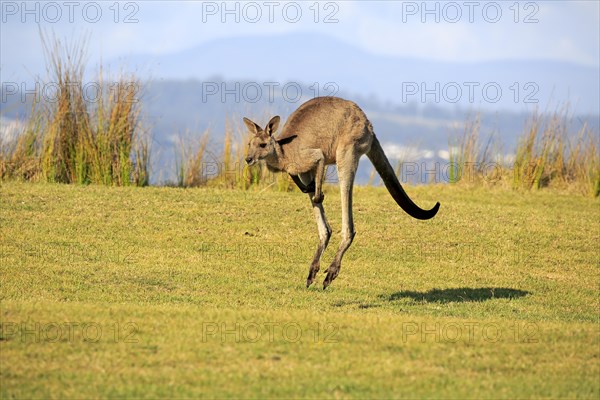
[[278, 97, 373, 164]]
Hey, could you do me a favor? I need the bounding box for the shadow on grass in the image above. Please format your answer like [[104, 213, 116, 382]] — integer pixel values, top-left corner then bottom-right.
[[384, 287, 530, 303]]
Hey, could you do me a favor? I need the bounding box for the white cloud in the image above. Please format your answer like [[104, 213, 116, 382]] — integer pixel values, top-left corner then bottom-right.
[[437, 150, 450, 160], [383, 143, 435, 161], [0, 117, 24, 143]]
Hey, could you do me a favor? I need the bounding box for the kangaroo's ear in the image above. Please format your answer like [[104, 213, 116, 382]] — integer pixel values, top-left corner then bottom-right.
[[243, 117, 261, 136], [265, 116, 280, 136]]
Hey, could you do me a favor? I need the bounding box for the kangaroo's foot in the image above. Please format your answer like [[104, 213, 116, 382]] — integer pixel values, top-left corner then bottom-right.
[[323, 262, 341, 289], [306, 261, 320, 288]]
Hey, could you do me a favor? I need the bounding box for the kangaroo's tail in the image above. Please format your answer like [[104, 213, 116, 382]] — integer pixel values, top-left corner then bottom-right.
[[367, 135, 440, 220]]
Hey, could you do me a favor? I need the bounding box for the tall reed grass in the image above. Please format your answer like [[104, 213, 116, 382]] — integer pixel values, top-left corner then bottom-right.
[[0, 33, 150, 186], [513, 112, 599, 196], [448, 109, 599, 196], [447, 115, 502, 185], [174, 130, 210, 188]]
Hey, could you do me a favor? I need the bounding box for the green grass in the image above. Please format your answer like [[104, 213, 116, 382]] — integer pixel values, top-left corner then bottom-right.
[[1, 182, 598, 398]]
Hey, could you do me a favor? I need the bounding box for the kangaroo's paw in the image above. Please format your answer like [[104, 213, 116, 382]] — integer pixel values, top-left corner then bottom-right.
[[312, 192, 324, 204]]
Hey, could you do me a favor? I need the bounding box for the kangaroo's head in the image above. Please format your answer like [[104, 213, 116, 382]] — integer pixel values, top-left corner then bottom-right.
[[243, 116, 280, 166]]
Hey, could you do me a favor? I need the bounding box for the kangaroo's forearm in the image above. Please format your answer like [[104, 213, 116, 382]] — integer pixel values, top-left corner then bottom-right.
[[312, 157, 325, 203]]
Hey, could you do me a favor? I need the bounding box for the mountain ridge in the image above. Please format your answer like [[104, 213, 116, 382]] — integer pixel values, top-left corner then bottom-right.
[[114, 32, 599, 114]]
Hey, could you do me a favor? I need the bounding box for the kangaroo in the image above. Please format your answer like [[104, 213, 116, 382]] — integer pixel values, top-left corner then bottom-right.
[[243, 97, 440, 289]]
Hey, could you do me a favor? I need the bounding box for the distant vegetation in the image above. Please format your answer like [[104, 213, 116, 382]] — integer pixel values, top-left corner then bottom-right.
[[0, 34, 150, 186], [1, 37, 598, 196], [448, 111, 600, 197]]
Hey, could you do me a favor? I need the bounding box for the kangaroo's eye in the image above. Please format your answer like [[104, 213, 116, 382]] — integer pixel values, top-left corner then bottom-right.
[[259, 143, 267, 148]]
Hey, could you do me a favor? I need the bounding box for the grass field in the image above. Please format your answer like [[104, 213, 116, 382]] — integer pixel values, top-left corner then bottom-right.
[[1, 181, 598, 398]]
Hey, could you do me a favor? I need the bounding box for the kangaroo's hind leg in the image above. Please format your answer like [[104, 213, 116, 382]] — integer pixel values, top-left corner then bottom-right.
[[303, 172, 332, 288], [323, 147, 360, 289]]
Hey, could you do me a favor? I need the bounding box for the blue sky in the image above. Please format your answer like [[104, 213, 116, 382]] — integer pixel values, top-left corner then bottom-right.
[[1, 1, 599, 83]]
